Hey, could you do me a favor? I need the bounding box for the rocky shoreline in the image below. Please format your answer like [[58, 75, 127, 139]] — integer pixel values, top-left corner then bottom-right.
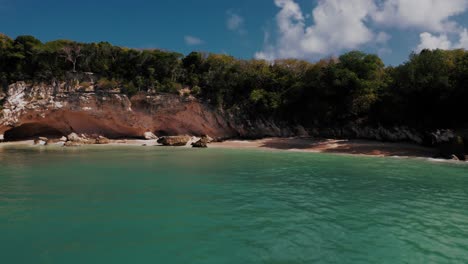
[[3, 136, 464, 163], [1, 82, 467, 161]]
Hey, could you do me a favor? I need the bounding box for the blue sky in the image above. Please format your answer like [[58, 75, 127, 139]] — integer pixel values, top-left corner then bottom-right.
[[1, 0, 468, 65]]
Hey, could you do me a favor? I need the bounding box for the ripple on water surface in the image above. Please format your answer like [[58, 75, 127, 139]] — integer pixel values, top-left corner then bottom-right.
[[0, 146, 468, 263]]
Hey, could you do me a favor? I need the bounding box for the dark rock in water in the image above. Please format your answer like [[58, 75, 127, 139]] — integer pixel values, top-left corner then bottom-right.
[[192, 140, 208, 148], [157, 136, 191, 146]]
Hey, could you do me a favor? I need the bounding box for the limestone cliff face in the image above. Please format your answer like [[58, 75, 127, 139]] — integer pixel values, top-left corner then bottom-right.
[[0, 82, 297, 140]]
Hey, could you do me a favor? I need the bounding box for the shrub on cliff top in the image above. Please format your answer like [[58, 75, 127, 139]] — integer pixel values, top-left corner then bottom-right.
[[97, 78, 118, 91]]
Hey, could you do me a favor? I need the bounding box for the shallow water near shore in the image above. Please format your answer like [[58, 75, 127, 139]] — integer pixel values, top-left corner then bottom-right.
[[1, 145, 468, 263]]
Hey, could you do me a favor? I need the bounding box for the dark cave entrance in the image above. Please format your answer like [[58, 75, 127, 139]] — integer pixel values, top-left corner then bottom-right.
[[4, 123, 63, 141]]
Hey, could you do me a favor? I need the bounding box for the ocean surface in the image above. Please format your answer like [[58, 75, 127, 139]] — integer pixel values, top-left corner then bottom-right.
[[0, 145, 468, 263]]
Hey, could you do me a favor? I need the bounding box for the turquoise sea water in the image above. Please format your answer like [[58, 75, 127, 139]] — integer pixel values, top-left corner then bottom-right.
[[0, 145, 468, 263]]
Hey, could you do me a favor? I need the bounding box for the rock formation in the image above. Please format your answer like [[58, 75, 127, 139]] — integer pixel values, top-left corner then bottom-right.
[[1, 82, 467, 160], [157, 136, 191, 146], [143, 132, 158, 140]]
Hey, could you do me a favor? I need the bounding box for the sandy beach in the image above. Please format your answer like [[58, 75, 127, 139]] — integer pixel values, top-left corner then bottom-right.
[[0, 137, 438, 158], [211, 138, 437, 158]]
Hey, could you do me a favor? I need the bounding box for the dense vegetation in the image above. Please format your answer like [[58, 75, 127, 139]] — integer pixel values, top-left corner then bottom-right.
[[1, 34, 468, 129]]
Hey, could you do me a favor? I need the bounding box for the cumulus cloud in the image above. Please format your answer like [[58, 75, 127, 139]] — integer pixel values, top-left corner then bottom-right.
[[416, 32, 452, 51], [373, 0, 468, 33], [227, 10, 247, 34], [184, 35, 204, 46], [416, 29, 468, 51], [255, 0, 378, 60], [256, 0, 468, 60], [457, 29, 468, 48]]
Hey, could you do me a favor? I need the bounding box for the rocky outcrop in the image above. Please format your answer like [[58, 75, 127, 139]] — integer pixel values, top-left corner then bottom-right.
[[192, 140, 207, 148], [95, 136, 110, 144], [0, 82, 309, 142], [309, 126, 423, 144], [0, 82, 244, 140], [66, 133, 96, 145], [33, 137, 48, 145], [191, 135, 213, 148], [157, 136, 191, 146], [143, 132, 158, 140], [1, 82, 467, 161], [64, 141, 82, 147], [430, 130, 465, 160], [67, 132, 82, 142]]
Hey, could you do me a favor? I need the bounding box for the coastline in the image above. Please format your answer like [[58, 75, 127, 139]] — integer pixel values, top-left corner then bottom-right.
[[0, 137, 440, 159]]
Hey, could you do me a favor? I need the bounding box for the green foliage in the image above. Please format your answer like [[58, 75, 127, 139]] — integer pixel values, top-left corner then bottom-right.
[[122, 81, 138, 96], [97, 78, 118, 91], [1, 33, 468, 128]]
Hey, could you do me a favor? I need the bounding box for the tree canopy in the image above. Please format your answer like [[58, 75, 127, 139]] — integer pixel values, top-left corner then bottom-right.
[[1, 34, 467, 129]]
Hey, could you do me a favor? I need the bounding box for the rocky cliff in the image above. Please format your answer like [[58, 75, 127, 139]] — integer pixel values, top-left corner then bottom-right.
[[0, 82, 298, 140], [1, 82, 466, 160]]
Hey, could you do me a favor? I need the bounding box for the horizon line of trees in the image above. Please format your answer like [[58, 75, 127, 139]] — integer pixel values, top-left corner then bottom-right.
[[1, 33, 468, 129]]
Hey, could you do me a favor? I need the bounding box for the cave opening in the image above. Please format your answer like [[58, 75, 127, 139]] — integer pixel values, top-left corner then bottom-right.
[[155, 130, 170, 137], [4, 123, 63, 141]]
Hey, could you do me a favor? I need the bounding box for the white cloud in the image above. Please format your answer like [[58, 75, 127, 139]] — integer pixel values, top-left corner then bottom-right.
[[457, 29, 468, 48], [227, 10, 247, 34], [256, 0, 468, 61], [373, 0, 468, 33], [416, 29, 468, 51], [184, 35, 204, 46], [256, 0, 378, 60], [416, 32, 452, 51]]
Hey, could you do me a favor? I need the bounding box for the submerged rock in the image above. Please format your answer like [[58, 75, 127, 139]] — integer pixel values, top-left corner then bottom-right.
[[157, 136, 191, 146]]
